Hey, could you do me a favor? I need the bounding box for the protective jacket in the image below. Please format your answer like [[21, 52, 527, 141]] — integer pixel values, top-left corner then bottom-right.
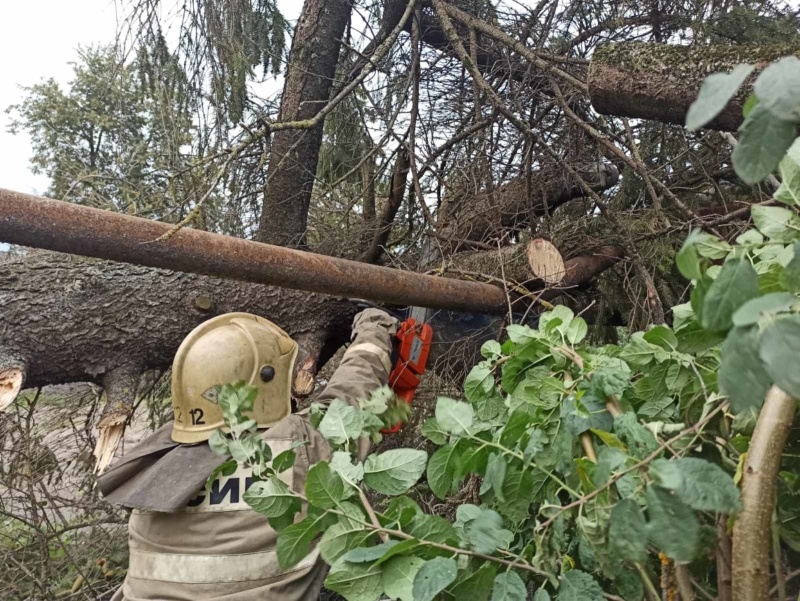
[[98, 309, 398, 601]]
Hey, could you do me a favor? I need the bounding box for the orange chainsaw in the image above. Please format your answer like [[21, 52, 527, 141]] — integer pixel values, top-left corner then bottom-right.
[[351, 301, 433, 434]]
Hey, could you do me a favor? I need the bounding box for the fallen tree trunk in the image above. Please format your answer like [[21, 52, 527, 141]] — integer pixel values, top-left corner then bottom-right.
[[439, 163, 619, 247], [589, 42, 800, 131], [0, 250, 355, 396], [446, 238, 566, 285], [0, 249, 358, 470]]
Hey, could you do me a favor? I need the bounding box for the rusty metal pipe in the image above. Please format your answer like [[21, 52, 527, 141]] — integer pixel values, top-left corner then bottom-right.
[[0, 188, 509, 314]]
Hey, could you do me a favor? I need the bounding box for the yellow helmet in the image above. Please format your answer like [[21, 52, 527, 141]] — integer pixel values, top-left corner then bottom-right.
[[171, 313, 298, 443]]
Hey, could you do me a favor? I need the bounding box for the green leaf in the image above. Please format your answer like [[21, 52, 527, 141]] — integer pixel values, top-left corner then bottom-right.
[[686, 64, 754, 130], [481, 340, 503, 360], [435, 396, 475, 435], [499, 467, 537, 523], [465, 508, 513, 554], [450, 564, 497, 601], [506, 323, 540, 345], [646, 485, 699, 563], [534, 589, 552, 601], [743, 94, 759, 118], [480, 453, 507, 501], [590, 359, 632, 398], [272, 449, 297, 472], [676, 229, 708, 280], [524, 428, 548, 460], [500, 408, 535, 446], [562, 395, 613, 435], [382, 556, 424, 601], [384, 497, 422, 529], [306, 462, 346, 509], [208, 430, 230, 456], [780, 243, 800, 292], [205, 459, 237, 492], [732, 103, 797, 184], [319, 398, 364, 445], [412, 557, 458, 601], [491, 571, 527, 601], [609, 498, 647, 563], [620, 332, 669, 367], [697, 235, 734, 259], [752, 205, 800, 242], [407, 514, 460, 557], [565, 317, 588, 345], [537, 427, 575, 474], [701, 258, 760, 332], [590, 428, 627, 451], [421, 418, 449, 445], [732, 292, 796, 326], [541, 306, 575, 336], [325, 558, 383, 601], [360, 386, 393, 415], [427, 443, 463, 500], [719, 326, 772, 413], [760, 315, 800, 398], [244, 477, 300, 518], [643, 326, 679, 351], [277, 510, 333, 569], [330, 451, 364, 488], [638, 396, 675, 420], [774, 139, 800, 206], [650, 458, 740, 513], [465, 363, 496, 404], [558, 570, 604, 601], [363, 449, 427, 496], [344, 541, 402, 563], [510, 368, 565, 412], [614, 413, 659, 459], [753, 56, 800, 121], [320, 518, 373, 564]]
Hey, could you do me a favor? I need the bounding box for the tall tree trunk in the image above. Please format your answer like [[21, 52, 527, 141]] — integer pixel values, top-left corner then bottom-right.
[[257, 0, 353, 247]]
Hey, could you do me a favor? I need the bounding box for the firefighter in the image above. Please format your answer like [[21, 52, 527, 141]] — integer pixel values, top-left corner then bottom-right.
[[97, 308, 398, 600]]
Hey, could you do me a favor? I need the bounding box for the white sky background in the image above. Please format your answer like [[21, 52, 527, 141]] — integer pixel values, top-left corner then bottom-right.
[[0, 0, 303, 196], [0, 0, 121, 194]]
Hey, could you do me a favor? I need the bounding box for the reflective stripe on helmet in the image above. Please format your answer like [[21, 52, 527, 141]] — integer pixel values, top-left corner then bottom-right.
[[127, 547, 319, 584], [344, 342, 391, 373]]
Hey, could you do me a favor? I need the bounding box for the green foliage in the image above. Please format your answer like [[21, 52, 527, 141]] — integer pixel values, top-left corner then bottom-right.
[[7, 45, 196, 218], [685, 64, 754, 131], [687, 54, 800, 184], [213, 208, 800, 599]]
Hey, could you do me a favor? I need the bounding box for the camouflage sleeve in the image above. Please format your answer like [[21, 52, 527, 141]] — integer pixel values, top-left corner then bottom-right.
[[309, 309, 397, 461], [315, 308, 398, 409]]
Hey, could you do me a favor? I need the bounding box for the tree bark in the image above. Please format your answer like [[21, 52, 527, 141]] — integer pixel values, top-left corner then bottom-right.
[[732, 386, 797, 601], [445, 238, 566, 285], [439, 163, 619, 247], [0, 250, 356, 402], [361, 149, 410, 264], [445, 243, 623, 297], [589, 42, 800, 131], [257, 0, 353, 247]]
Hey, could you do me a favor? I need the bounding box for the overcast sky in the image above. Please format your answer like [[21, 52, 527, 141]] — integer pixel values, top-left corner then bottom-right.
[[0, 0, 122, 194], [0, 0, 302, 196]]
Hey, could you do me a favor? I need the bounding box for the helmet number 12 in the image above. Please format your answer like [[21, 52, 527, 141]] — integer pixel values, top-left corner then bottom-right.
[[189, 408, 206, 425]]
